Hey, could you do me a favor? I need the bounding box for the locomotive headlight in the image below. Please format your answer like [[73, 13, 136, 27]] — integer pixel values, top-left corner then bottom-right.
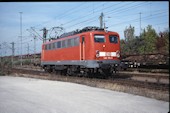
[[96, 50, 100, 58], [116, 50, 120, 58]]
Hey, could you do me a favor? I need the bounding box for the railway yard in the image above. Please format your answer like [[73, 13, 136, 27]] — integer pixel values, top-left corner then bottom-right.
[[0, 2, 169, 113], [0, 21, 169, 113]]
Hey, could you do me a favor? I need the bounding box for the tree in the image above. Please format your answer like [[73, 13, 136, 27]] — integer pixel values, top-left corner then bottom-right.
[[124, 25, 135, 42], [123, 25, 135, 54], [137, 28, 146, 54], [121, 25, 167, 55], [120, 39, 127, 56], [163, 29, 169, 54], [141, 25, 157, 54], [155, 32, 166, 53]]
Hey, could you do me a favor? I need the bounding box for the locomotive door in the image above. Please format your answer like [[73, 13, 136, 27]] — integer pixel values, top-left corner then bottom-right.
[[80, 36, 85, 60]]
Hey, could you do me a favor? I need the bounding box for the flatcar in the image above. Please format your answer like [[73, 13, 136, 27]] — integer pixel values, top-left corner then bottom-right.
[[41, 26, 120, 76]]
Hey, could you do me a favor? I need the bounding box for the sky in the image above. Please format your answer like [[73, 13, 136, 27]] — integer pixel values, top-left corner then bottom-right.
[[0, 1, 169, 56]]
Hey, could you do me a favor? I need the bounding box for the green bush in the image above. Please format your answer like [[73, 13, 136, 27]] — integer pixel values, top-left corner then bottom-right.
[[14, 60, 20, 65], [23, 59, 31, 65]]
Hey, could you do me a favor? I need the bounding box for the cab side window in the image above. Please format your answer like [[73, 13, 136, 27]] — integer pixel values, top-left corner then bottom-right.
[[74, 37, 79, 46], [67, 39, 71, 47], [57, 41, 61, 48], [52, 43, 55, 49], [49, 44, 51, 50], [62, 40, 66, 48], [70, 38, 74, 47], [109, 35, 118, 43], [45, 45, 47, 50]]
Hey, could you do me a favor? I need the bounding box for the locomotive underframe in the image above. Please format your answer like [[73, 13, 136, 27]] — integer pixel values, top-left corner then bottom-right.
[[41, 60, 120, 77]]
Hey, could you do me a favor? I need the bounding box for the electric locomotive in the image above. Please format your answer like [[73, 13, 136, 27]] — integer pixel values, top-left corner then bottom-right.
[[41, 26, 120, 76]]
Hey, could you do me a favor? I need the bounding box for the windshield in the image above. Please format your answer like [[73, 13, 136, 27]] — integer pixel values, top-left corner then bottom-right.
[[109, 35, 118, 43], [94, 35, 105, 43]]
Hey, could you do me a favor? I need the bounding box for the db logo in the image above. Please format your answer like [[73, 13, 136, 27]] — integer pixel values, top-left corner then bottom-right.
[[106, 52, 111, 56]]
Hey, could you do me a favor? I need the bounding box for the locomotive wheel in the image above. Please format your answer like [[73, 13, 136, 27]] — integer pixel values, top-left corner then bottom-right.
[[66, 67, 74, 76], [86, 68, 95, 78], [44, 67, 48, 72], [47, 66, 52, 73], [61, 69, 67, 76], [101, 69, 112, 79], [52, 67, 56, 74]]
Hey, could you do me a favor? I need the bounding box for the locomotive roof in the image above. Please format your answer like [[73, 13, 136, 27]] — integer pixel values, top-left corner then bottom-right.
[[43, 26, 118, 44], [59, 26, 105, 38]]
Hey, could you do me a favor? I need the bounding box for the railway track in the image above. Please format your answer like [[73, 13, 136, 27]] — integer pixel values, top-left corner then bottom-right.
[[9, 66, 169, 77], [117, 71, 169, 84], [4, 67, 169, 91], [111, 79, 169, 91], [11, 66, 169, 79], [119, 71, 169, 78]]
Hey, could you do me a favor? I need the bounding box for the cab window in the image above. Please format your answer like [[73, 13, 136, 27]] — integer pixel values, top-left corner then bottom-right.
[[94, 35, 105, 43], [109, 35, 118, 43]]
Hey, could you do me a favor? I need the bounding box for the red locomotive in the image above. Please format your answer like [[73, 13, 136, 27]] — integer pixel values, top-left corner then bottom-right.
[[41, 26, 120, 76]]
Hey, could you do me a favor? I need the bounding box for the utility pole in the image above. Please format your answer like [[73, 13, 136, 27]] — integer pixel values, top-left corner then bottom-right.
[[139, 12, 142, 38], [42, 27, 47, 43], [26, 28, 39, 64], [104, 22, 106, 30], [19, 12, 23, 66], [10, 42, 15, 67], [34, 36, 36, 64], [99, 12, 104, 29], [0, 44, 1, 63], [27, 43, 29, 55]]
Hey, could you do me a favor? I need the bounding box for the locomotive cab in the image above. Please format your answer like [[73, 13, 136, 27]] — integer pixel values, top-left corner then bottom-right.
[[75, 30, 120, 75], [89, 31, 120, 74]]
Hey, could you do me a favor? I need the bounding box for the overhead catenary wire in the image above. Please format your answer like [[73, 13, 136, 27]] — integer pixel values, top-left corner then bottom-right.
[[35, 2, 110, 29], [105, 2, 146, 15], [106, 8, 168, 19], [61, 2, 132, 28], [107, 12, 167, 28], [60, 2, 124, 26], [30, 2, 145, 36], [24, 2, 169, 37], [62, 2, 154, 30], [116, 21, 168, 33], [33, 2, 87, 28], [32, 2, 125, 30], [65, 11, 167, 34], [56, 2, 109, 20], [1, 2, 169, 56]]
